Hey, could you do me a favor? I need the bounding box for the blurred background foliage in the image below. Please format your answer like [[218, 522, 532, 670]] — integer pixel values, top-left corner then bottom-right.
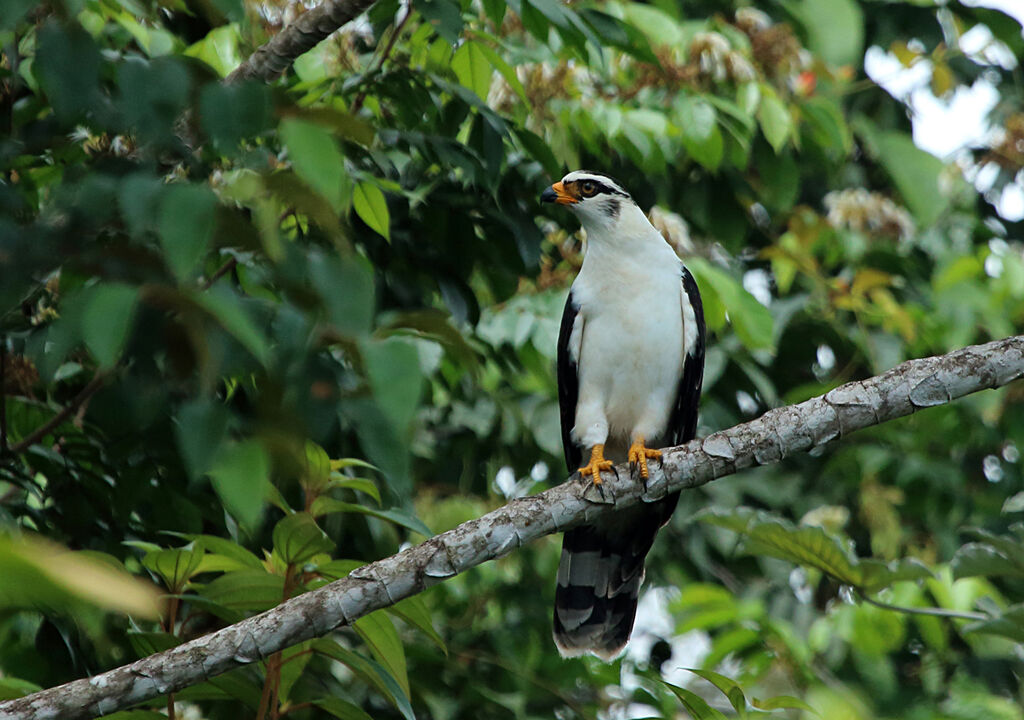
[[1, 0, 1024, 717]]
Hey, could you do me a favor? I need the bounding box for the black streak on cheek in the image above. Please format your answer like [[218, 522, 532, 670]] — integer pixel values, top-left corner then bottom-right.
[[604, 198, 620, 220]]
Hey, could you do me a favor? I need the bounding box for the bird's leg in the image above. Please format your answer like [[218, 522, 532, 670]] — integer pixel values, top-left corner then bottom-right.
[[628, 435, 662, 482], [578, 444, 614, 485]]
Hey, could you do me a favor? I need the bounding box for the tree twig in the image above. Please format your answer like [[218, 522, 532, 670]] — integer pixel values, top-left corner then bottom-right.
[[227, 0, 379, 84], [1, 338, 8, 453], [857, 590, 989, 622], [200, 257, 238, 291], [8, 372, 108, 455], [1, 335, 1022, 720], [351, 3, 413, 113]]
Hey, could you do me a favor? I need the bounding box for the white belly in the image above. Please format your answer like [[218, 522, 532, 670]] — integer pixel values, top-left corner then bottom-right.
[[571, 261, 684, 454]]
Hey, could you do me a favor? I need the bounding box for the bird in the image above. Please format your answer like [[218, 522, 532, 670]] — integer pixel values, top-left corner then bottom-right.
[[540, 170, 706, 660]]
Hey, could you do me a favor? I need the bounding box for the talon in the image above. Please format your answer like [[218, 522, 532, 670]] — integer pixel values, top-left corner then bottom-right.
[[578, 444, 614, 486], [628, 436, 662, 481]]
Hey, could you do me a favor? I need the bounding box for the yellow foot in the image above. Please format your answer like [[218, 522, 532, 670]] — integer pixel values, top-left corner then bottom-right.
[[578, 444, 614, 485], [628, 436, 662, 480]]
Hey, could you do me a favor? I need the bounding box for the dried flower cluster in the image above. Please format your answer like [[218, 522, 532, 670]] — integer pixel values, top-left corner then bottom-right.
[[487, 61, 578, 116], [824, 188, 915, 239], [648, 205, 695, 257], [2, 353, 39, 397], [688, 31, 756, 83], [735, 9, 805, 81], [987, 113, 1024, 173], [71, 126, 136, 159]]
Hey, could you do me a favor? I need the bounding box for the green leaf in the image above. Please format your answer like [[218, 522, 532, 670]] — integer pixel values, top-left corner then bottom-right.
[[0, 677, 42, 702], [578, 8, 658, 64], [184, 24, 242, 77], [158, 184, 217, 281], [801, 96, 851, 154], [178, 534, 263, 570], [757, 86, 792, 153], [0, 534, 161, 618], [515, 128, 561, 179], [867, 129, 948, 226], [315, 698, 375, 720], [687, 258, 774, 351], [208, 440, 271, 531], [353, 182, 391, 241], [310, 251, 376, 338], [388, 595, 447, 654], [310, 498, 434, 537], [280, 118, 349, 211], [327, 475, 381, 504], [34, 22, 102, 121], [963, 604, 1024, 643], [675, 96, 724, 171], [361, 337, 423, 434], [142, 544, 204, 592], [1004, 492, 1024, 513], [189, 286, 270, 365], [683, 668, 748, 716], [82, 283, 139, 369], [175, 399, 230, 482], [663, 681, 730, 720], [199, 81, 272, 150], [314, 640, 416, 720], [698, 507, 861, 586], [303, 441, 332, 493], [858, 558, 934, 592], [272, 513, 334, 565], [277, 642, 313, 703], [354, 611, 409, 697], [784, 0, 863, 67], [451, 41, 493, 100], [199, 569, 284, 612], [417, 0, 464, 44], [473, 41, 529, 104], [751, 695, 819, 715], [952, 543, 1024, 580]]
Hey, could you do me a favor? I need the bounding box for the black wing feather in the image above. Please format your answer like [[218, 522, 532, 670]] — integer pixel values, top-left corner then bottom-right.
[[667, 266, 706, 446], [556, 289, 583, 473]]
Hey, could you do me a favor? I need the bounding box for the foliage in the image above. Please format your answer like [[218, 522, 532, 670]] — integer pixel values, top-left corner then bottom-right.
[[1, 0, 1024, 717]]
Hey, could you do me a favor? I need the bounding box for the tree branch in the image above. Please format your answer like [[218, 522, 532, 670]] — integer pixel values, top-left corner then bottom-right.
[[8, 371, 108, 455], [226, 0, 379, 84], [2, 336, 1022, 720]]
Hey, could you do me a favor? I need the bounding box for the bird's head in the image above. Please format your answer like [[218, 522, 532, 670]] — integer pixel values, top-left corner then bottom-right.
[[541, 170, 635, 233]]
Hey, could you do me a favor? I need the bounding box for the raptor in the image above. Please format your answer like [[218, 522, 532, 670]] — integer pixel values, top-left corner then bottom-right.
[[541, 170, 706, 659]]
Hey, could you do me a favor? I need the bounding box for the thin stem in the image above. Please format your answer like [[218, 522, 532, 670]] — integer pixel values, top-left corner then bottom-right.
[[351, 4, 412, 113], [857, 590, 989, 622], [1, 337, 8, 453], [200, 256, 238, 291], [9, 372, 108, 454], [280, 702, 313, 716]]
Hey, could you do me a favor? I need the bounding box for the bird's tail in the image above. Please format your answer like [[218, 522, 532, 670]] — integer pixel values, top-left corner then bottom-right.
[[552, 495, 678, 660]]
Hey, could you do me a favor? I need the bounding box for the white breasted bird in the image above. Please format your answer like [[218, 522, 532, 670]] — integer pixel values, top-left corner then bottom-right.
[[541, 170, 706, 660]]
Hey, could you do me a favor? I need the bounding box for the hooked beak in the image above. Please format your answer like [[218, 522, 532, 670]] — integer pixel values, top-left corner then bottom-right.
[[541, 181, 577, 205]]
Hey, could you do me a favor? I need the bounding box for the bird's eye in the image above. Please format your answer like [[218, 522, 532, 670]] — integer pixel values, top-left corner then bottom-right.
[[580, 181, 597, 197]]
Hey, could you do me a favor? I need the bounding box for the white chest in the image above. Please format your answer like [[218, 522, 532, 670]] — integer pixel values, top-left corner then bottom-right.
[[570, 256, 685, 446]]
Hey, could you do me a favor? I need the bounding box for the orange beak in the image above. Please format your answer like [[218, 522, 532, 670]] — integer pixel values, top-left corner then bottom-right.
[[540, 181, 578, 205]]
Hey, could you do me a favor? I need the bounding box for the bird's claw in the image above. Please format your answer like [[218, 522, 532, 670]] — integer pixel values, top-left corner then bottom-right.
[[628, 437, 662, 485], [578, 444, 614, 493]]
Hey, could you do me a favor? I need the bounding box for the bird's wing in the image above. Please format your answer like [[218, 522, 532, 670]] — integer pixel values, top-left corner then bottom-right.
[[667, 265, 706, 446], [557, 288, 583, 473]]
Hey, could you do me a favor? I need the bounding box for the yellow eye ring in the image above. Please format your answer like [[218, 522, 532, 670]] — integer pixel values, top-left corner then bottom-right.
[[580, 181, 597, 197]]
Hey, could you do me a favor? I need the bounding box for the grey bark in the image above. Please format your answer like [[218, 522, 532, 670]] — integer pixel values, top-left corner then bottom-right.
[[226, 0, 378, 83], [2, 335, 1022, 720]]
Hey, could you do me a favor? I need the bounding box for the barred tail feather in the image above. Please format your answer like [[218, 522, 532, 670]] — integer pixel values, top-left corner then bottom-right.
[[552, 495, 678, 660]]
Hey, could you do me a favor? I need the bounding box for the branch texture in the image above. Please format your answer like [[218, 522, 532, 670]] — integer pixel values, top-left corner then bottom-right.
[[2, 336, 1022, 720], [227, 0, 378, 83]]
